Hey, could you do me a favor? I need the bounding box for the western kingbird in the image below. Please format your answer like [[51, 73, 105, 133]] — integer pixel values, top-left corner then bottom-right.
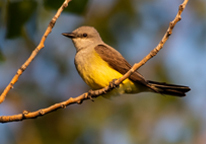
[[62, 26, 190, 98]]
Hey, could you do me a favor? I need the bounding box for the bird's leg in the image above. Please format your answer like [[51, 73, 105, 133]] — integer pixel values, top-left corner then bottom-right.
[[86, 79, 119, 101], [109, 79, 119, 89], [87, 90, 95, 102]]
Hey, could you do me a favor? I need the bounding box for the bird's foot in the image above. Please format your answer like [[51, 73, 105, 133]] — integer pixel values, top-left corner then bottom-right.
[[87, 90, 95, 102], [109, 79, 119, 89]]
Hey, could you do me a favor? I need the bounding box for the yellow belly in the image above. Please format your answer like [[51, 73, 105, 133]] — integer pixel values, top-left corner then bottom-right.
[[75, 50, 140, 96]]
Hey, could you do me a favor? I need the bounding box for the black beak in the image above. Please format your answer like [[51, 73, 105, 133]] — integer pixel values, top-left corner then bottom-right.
[[62, 32, 76, 38]]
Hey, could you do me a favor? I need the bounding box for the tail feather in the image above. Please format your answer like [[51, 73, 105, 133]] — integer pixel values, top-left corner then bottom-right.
[[148, 80, 190, 97]]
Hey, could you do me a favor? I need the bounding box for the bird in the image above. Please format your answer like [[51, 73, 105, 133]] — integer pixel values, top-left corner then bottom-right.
[[62, 26, 190, 98]]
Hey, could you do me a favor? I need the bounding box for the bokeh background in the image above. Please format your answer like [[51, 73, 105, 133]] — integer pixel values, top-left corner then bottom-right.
[[0, 0, 206, 144]]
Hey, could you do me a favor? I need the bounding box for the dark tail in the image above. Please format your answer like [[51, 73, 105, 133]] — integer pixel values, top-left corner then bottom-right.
[[148, 80, 191, 97]]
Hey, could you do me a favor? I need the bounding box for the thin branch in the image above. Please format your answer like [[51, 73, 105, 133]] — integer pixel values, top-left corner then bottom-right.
[[0, 0, 189, 123], [115, 0, 188, 86], [0, 0, 72, 104]]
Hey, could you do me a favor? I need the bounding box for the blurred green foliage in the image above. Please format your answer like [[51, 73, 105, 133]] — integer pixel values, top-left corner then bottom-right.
[[43, 0, 89, 15], [0, 48, 5, 62], [6, 1, 37, 38], [5, 0, 89, 39]]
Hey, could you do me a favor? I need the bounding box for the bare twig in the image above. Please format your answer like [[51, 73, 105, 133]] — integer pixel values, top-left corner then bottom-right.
[[0, 0, 72, 104], [115, 0, 188, 86], [0, 0, 189, 123]]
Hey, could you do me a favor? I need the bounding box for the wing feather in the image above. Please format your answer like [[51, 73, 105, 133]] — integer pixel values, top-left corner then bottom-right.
[[94, 44, 148, 86]]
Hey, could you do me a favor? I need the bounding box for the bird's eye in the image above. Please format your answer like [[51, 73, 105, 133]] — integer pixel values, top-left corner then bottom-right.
[[83, 33, 87, 37]]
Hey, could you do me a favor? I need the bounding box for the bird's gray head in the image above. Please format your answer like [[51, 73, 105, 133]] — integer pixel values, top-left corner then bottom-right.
[[62, 26, 103, 52]]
